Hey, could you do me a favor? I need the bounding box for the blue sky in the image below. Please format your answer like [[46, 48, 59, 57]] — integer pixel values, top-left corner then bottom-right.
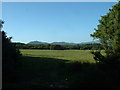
[[2, 2, 117, 43]]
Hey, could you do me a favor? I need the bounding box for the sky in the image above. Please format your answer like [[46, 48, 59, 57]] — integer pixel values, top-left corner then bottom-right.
[[1, 0, 118, 2], [2, 2, 118, 43]]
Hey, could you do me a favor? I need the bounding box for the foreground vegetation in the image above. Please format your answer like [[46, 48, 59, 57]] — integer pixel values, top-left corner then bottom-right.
[[4, 49, 120, 88]]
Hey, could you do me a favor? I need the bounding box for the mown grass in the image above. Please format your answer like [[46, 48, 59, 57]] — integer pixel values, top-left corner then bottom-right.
[[20, 49, 96, 63]]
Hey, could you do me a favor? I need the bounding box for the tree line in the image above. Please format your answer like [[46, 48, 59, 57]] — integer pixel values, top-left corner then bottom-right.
[[12, 42, 103, 50]]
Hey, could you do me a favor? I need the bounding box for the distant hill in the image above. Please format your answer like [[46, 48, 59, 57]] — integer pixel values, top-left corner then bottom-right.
[[27, 40, 100, 45], [51, 42, 76, 45], [28, 41, 49, 45], [80, 40, 100, 44], [28, 41, 77, 45]]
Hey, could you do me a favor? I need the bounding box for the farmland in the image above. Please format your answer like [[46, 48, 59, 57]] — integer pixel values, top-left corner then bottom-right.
[[6, 49, 97, 88], [4, 50, 119, 88], [20, 49, 96, 63], [7, 49, 107, 88]]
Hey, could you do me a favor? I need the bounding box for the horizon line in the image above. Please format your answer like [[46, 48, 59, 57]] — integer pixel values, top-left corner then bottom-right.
[[12, 40, 99, 44]]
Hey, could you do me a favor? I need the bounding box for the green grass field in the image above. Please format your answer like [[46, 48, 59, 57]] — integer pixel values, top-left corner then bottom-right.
[[7, 49, 108, 88], [12, 49, 95, 88], [20, 49, 96, 63]]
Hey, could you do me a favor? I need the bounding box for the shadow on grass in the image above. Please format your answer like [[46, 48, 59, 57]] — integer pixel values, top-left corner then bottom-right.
[[3, 56, 120, 88]]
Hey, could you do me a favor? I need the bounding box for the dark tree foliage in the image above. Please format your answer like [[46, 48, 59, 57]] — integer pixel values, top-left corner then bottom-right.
[[79, 43, 103, 50], [50, 44, 65, 50], [2, 31, 21, 85], [91, 2, 120, 64], [14, 43, 103, 50]]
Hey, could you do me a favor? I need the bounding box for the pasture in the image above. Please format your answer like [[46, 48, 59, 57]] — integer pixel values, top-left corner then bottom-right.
[[20, 49, 96, 63], [6, 49, 110, 88], [12, 50, 96, 88]]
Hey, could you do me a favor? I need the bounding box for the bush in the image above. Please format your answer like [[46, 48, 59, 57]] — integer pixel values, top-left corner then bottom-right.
[[2, 31, 22, 85]]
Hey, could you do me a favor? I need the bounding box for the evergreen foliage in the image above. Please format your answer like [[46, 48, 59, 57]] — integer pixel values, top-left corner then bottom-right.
[[2, 25, 21, 86], [91, 2, 120, 64]]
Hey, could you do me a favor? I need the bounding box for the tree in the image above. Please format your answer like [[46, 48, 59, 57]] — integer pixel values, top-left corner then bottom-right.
[[0, 20, 4, 30], [2, 21, 21, 87], [50, 44, 65, 50], [91, 2, 120, 64]]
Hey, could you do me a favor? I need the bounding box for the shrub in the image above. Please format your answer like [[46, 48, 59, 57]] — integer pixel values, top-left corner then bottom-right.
[[2, 31, 22, 85]]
